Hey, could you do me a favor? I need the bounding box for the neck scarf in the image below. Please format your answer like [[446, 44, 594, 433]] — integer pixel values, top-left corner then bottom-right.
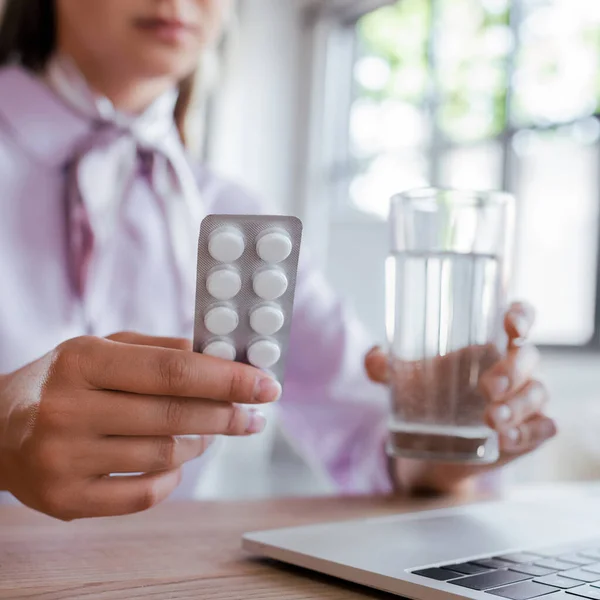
[[45, 54, 203, 321]]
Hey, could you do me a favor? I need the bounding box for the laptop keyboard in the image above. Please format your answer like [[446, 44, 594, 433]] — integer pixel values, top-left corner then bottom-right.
[[412, 542, 600, 599]]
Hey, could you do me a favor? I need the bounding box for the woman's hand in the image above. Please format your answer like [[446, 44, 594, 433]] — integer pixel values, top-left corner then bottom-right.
[[0, 332, 281, 520], [365, 302, 557, 495], [480, 303, 555, 457]]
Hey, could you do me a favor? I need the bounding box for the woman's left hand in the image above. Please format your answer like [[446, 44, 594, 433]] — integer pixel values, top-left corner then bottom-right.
[[365, 302, 557, 495], [479, 302, 556, 459]]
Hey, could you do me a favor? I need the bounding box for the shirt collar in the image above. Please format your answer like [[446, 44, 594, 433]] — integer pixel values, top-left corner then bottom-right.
[[0, 65, 93, 169]]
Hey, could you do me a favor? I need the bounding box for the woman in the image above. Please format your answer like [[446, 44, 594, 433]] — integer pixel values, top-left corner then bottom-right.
[[0, 0, 555, 520]]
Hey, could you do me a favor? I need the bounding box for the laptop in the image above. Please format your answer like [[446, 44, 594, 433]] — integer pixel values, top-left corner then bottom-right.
[[242, 485, 600, 599]]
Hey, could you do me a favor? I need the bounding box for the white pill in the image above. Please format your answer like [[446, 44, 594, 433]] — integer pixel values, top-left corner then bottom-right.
[[206, 268, 242, 300], [256, 230, 292, 263], [208, 227, 245, 263], [253, 269, 288, 300], [247, 339, 281, 369], [250, 305, 284, 336], [203, 340, 236, 361], [204, 306, 239, 336]]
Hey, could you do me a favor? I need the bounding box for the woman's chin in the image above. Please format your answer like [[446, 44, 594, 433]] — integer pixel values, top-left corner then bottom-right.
[[133, 52, 199, 82]]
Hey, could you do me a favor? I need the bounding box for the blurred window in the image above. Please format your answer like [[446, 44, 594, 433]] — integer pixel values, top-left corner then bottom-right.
[[326, 0, 600, 347]]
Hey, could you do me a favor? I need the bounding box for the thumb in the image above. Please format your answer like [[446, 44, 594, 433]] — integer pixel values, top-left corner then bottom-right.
[[365, 346, 390, 384]]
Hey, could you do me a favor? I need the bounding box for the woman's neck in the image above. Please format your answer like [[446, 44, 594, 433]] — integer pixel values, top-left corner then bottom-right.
[[57, 51, 173, 115], [86, 76, 171, 115]]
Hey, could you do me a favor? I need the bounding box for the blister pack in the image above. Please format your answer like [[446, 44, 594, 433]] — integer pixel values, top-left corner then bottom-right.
[[193, 214, 303, 384]]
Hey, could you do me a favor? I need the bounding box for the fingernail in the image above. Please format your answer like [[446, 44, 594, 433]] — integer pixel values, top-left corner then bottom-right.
[[542, 418, 558, 440], [487, 375, 510, 399], [246, 408, 267, 434], [254, 377, 282, 403], [201, 435, 215, 451], [517, 345, 540, 375], [513, 314, 529, 338], [492, 404, 513, 425], [528, 384, 546, 409], [506, 428, 520, 443]]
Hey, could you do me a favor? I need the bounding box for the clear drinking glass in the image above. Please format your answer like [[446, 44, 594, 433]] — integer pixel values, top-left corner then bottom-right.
[[386, 188, 515, 463]]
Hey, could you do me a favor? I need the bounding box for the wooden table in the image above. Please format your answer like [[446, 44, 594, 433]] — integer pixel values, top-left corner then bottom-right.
[[0, 494, 466, 599]]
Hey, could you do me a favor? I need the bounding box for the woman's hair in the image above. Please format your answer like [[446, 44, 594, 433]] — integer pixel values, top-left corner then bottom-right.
[[0, 0, 194, 143]]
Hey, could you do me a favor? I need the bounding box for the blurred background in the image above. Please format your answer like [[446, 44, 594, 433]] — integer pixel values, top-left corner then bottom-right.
[[202, 0, 600, 491]]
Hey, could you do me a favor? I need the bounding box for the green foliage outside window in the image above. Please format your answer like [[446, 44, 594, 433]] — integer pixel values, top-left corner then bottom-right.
[[355, 0, 600, 144]]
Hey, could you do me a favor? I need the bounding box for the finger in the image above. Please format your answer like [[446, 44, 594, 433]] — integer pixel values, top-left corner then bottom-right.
[[504, 302, 535, 342], [487, 380, 548, 430], [73, 337, 282, 404], [91, 435, 214, 475], [89, 391, 267, 436], [365, 347, 390, 384], [499, 414, 557, 455], [479, 343, 540, 403], [374, 344, 501, 388], [106, 332, 192, 351], [79, 469, 183, 518]]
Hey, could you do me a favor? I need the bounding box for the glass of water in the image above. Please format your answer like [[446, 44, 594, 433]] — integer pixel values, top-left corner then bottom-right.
[[386, 188, 515, 464]]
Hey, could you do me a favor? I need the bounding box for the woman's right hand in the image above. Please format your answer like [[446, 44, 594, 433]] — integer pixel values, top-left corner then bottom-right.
[[0, 332, 281, 521]]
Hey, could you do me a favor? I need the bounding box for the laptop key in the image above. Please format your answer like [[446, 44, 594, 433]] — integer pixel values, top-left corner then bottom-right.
[[452, 570, 531, 591], [413, 567, 463, 581], [563, 570, 600, 583], [477, 559, 522, 570], [535, 559, 579, 571], [446, 562, 493, 575], [487, 581, 563, 599], [536, 546, 576, 558], [583, 564, 600, 575], [511, 565, 558, 577], [561, 555, 598, 566], [580, 551, 600, 562], [566, 587, 600, 599], [499, 553, 544, 564], [533, 574, 583, 589]]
